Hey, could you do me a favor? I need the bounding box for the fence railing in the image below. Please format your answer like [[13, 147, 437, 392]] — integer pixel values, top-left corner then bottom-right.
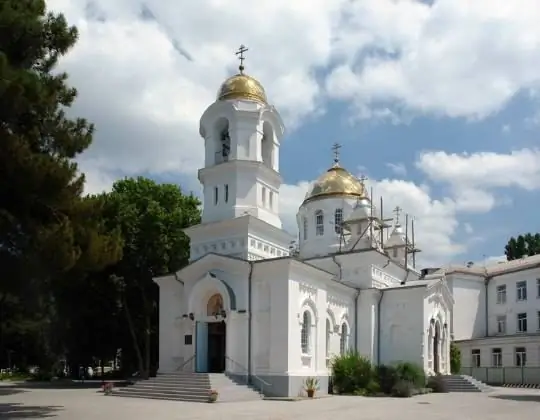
[[461, 366, 540, 385], [225, 356, 271, 396]]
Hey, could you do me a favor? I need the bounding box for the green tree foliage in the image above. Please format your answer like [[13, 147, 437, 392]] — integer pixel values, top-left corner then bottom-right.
[[103, 177, 201, 378], [505, 233, 540, 261], [0, 0, 122, 370], [450, 341, 461, 374]]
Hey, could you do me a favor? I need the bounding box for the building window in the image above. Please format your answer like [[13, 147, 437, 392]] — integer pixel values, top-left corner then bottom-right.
[[303, 217, 308, 240], [537, 311, 540, 331], [334, 209, 343, 234], [537, 278, 540, 298], [325, 319, 331, 359], [491, 348, 502, 367], [269, 191, 274, 209], [301, 311, 311, 354], [517, 312, 528, 333], [340, 323, 348, 355], [471, 349, 481, 367], [515, 347, 526, 367], [392, 248, 398, 258], [224, 184, 229, 203], [261, 187, 266, 206], [517, 281, 527, 301], [496, 285, 506, 304], [496, 315, 506, 334], [315, 210, 324, 236], [214, 186, 219, 205]]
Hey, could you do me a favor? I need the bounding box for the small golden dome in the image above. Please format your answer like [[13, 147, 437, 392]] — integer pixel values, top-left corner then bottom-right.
[[217, 73, 267, 104], [303, 163, 367, 205]]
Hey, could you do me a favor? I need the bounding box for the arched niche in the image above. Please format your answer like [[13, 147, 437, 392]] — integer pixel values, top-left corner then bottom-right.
[[207, 293, 224, 316], [213, 117, 231, 165]]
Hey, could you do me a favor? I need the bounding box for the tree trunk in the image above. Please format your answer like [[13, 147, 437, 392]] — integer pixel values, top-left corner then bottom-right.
[[122, 294, 146, 379]]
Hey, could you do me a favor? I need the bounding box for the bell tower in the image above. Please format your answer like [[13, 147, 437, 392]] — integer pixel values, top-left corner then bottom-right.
[[197, 46, 284, 229]]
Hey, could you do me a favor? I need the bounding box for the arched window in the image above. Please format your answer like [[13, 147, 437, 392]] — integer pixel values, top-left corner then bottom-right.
[[340, 323, 348, 355], [326, 319, 331, 358], [303, 217, 308, 240], [334, 208, 343, 234], [301, 311, 311, 354], [315, 210, 324, 236]]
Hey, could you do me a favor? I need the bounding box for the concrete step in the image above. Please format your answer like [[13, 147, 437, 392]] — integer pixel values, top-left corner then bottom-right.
[[127, 384, 210, 393], [440, 375, 492, 393], [112, 390, 209, 403], [209, 374, 262, 402], [115, 387, 209, 399]]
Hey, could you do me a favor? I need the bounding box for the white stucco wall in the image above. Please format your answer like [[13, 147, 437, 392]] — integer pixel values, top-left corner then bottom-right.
[[447, 275, 486, 340], [379, 287, 423, 367]]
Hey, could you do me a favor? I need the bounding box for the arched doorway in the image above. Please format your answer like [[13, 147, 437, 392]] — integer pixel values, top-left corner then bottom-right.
[[433, 321, 441, 374], [196, 293, 227, 373]]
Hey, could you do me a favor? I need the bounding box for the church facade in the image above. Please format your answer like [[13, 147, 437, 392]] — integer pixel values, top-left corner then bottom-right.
[[154, 51, 453, 397]]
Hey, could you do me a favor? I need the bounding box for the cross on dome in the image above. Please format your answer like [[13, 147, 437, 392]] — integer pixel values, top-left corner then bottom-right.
[[358, 174, 368, 186], [332, 142, 342, 164], [235, 44, 249, 74]]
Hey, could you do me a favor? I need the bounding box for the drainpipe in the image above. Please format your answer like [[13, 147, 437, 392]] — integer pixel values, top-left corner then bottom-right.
[[376, 290, 385, 365], [247, 262, 254, 384], [354, 289, 360, 351]]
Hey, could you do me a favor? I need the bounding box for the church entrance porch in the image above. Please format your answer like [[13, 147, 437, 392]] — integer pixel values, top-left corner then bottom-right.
[[195, 293, 228, 373]]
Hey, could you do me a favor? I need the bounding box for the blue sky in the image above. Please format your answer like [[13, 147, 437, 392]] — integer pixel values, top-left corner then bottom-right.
[[48, 0, 540, 266]]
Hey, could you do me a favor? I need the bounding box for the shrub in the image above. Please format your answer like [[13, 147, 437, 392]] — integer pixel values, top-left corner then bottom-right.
[[332, 352, 374, 394], [450, 342, 461, 374], [393, 362, 425, 389], [376, 365, 399, 394], [391, 380, 414, 398], [427, 374, 448, 393]]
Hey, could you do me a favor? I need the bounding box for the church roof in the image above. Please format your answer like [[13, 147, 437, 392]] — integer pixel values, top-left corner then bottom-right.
[[303, 162, 368, 205], [217, 73, 267, 104], [428, 254, 540, 278], [385, 223, 408, 248]]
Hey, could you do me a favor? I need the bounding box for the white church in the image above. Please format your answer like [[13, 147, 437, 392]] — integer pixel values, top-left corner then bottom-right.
[[154, 49, 453, 397]]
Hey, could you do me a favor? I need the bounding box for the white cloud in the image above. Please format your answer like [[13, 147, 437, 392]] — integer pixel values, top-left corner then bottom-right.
[[416, 149, 540, 197], [326, 0, 540, 121], [385, 162, 407, 176], [463, 223, 474, 234]]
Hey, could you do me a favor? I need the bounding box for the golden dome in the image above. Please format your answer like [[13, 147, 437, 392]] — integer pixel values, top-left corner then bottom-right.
[[303, 163, 367, 205], [217, 73, 267, 104]]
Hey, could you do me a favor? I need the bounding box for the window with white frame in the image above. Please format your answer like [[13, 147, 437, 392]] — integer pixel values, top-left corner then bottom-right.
[[315, 210, 324, 236], [334, 208, 343, 234], [325, 319, 331, 359], [303, 217, 308, 240], [537, 311, 540, 331], [224, 184, 229, 203], [496, 315, 506, 334], [537, 278, 540, 298], [261, 187, 266, 206], [496, 285, 506, 304], [214, 186, 219, 205], [269, 191, 274, 209], [515, 347, 526, 367], [517, 312, 528, 333], [301, 311, 311, 354], [491, 348, 502, 367], [517, 281, 527, 301], [340, 323, 348, 355], [471, 349, 481, 367]]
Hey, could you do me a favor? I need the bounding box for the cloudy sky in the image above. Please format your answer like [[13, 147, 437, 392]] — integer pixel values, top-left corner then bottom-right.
[[47, 0, 540, 267]]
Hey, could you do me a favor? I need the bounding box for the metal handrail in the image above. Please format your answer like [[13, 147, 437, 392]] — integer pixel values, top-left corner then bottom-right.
[[176, 354, 196, 371], [225, 355, 271, 396]]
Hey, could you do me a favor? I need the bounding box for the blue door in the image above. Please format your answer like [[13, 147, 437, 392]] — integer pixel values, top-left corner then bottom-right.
[[195, 322, 209, 373]]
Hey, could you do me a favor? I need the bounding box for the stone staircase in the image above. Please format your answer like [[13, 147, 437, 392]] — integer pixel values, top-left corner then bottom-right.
[[112, 372, 262, 403], [441, 375, 492, 392]]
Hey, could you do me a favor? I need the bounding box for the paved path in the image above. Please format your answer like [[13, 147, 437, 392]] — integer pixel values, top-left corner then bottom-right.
[[1, 384, 539, 419]]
